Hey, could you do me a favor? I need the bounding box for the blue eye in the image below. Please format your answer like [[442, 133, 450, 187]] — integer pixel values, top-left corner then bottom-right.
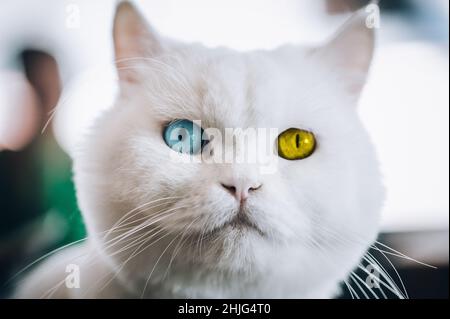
[[163, 120, 206, 154]]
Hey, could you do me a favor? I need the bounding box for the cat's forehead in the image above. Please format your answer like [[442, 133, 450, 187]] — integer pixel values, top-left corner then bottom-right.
[[143, 47, 292, 129]]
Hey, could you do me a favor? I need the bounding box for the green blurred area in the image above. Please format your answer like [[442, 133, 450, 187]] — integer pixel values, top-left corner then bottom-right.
[[41, 136, 86, 242], [0, 135, 85, 296]]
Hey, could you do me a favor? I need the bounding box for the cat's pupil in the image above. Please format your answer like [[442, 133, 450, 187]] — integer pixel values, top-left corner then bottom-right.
[[178, 135, 183, 141], [296, 134, 300, 148]]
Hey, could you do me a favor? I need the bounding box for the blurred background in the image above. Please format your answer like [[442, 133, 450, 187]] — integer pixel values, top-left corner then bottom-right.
[[0, 0, 448, 298]]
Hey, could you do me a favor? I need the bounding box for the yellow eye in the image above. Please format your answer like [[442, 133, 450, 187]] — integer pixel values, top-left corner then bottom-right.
[[277, 128, 316, 160]]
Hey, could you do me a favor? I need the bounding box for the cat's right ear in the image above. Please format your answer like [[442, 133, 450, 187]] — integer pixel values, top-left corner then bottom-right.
[[113, 1, 163, 83], [313, 8, 375, 97]]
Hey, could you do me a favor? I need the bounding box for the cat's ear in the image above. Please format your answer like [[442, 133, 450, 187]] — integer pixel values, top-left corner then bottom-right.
[[315, 9, 375, 96], [113, 1, 163, 83]]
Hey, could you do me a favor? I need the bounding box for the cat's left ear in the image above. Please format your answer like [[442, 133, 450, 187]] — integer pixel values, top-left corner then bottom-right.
[[315, 9, 375, 96], [113, 1, 163, 83]]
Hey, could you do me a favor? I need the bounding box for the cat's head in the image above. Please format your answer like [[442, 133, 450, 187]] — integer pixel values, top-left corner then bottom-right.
[[74, 2, 384, 291]]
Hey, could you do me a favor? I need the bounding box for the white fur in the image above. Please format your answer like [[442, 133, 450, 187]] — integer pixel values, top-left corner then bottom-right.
[[15, 4, 384, 299]]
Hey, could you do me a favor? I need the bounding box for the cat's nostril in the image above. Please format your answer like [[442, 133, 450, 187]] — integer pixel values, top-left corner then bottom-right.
[[221, 183, 237, 195], [220, 182, 262, 200], [249, 184, 262, 192]]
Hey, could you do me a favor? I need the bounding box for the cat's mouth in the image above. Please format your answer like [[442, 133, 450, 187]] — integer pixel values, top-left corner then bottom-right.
[[204, 210, 266, 238]]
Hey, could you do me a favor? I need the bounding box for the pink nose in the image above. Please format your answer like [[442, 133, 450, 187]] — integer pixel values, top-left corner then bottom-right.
[[220, 182, 262, 202]]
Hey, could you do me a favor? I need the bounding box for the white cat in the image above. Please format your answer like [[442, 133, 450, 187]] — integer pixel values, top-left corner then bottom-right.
[[15, 2, 384, 298]]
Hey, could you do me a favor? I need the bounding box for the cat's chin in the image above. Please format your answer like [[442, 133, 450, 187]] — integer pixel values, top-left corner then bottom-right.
[[182, 223, 271, 270]]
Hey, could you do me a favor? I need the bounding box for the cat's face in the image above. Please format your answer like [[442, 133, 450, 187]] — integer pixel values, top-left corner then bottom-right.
[[74, 3, 384, 291]]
